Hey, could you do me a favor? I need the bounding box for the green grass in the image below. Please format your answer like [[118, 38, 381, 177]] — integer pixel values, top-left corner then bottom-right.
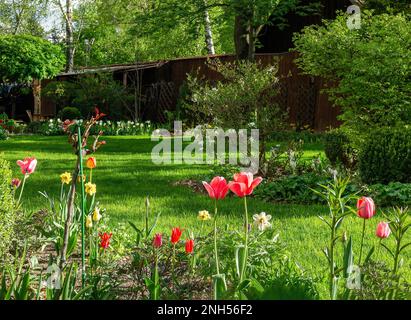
[[1, 135, 410, 298]]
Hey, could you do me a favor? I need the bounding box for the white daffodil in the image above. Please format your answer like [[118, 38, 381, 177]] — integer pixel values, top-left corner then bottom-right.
[[253, 212, 272, 231]]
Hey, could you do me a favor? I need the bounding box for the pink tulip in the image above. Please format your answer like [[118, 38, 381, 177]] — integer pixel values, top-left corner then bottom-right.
[[153, 233, 163, 248], [11, 178, 21, 188], [376, 222, 391, 239], [202, 176, 229, 200], [357, 197, 376, 219], [16, 157, 37, 175], [228, 172, 263, 197]]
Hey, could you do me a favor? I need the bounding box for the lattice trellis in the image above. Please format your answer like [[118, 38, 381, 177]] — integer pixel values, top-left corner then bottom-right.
[[144, 81, 176, 123]]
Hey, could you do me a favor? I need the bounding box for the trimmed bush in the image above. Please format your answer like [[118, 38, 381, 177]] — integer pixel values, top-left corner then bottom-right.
[[58, 107, 81, 120], [359, 127, 411, 184], [0, 158, 15, 262], [324, 129, 357, 168]]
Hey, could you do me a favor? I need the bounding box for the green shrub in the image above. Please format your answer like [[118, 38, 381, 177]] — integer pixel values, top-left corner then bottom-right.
[[324, 129, 357, 169], [0, 127, 7, 140], [368, 182, 411, 207], [58, 107, 81, 120], [0, 158, 15, 262], [359, 127, 411, 184]]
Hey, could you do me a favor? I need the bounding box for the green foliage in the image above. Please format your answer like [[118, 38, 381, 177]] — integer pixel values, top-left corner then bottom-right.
[[255, 174, 329, 204], [367, 183, 411, 207], [293, 12, 411, 137], [43, 74, 134, 119], [359, 127, 411, 184], [0, 35, 64, 83], [0, 158, 15, 262], [350, 261, 411, 300], [185, 60, 286, 165], [324, 129, 357, 169], [0, 126, 7, 140], [58, 107, 81, 121], [0, 0, 48, 36]]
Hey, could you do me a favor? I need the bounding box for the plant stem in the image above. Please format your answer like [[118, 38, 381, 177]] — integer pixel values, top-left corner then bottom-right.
[[358, 218, 366, 266], [213, 199, 220, 275], [329, 214, 336, 299], [172, 243, 176, 286], [17, 174, 27, 205], [240, 196, 249, 284], [393, 235, 402, 274]]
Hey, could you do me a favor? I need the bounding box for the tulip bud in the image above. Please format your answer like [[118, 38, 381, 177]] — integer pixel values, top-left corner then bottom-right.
[[357, 197, 376, 219], [376, 222, 391, 239]]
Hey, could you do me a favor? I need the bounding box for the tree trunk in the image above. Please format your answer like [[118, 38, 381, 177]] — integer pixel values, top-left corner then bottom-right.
[[65, 0, 74, 72], [203, 1, 215, 55], [234, 15, 249, 60]]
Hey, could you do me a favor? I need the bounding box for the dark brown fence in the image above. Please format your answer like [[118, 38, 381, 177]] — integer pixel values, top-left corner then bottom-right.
[[39, 52, 340, 131], [145, 52, 340, 131]]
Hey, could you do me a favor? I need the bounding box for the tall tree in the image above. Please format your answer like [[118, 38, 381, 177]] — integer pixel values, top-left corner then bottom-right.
[[53, 0, 75, 72], [0, 0, 48, 36], [135, 0, 321, 61]]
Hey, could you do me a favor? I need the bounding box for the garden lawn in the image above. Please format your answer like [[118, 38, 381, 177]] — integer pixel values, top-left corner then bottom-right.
[[1, 135, 410, 298]]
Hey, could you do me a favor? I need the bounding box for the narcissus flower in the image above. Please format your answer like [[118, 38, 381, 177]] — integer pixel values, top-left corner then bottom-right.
[[60, 172, 72, 185], [202, 176, 229, 200], [99, 232, 112, 249], [11, 178, 21, 188], [17, 157, 37, 175], [153, 233, 163, 248], [185, 239, 194, 254], [198, 210, 211, 221], [376, 222, 391, 239], [253, 212, 272, 231], [77, 174, 86, 183], [85, 182, 96, 196], [92, 207, 102, 222], [86, 215, 93, 229], [86, 157, 97, 169], [228, 172, 262, 197], [171, 227, 183, 244], [357, 197, 376, 219]]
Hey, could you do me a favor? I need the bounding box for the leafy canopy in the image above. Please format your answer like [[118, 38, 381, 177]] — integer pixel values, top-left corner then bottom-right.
[[0, 34, 65, 83], [293, 12, 411, 137]]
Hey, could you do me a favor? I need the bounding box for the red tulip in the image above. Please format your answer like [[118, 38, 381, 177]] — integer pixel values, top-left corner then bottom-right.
[[202, 176, 229, 200], [17, 157, 37, 175], [185, 239, 194, 254], [228, 172, 263, 197], [171, 227, 183, 244], [357, 197, 376, 219], [99, 232, 112, 249], [376, 222, 391, 239], [11, 178, 21, 188], [153, 233, 163, 248]]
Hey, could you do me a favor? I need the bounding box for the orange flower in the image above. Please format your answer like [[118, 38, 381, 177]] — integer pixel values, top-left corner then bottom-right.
[[86, 157, 96, 169]]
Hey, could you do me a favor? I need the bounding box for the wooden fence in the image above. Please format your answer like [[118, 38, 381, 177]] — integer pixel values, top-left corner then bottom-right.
[[38, 52, 341, 131]]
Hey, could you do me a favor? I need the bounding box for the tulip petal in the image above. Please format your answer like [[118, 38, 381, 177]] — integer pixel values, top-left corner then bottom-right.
[[202, 181, 215, 199], [228, 182, 247, 197]]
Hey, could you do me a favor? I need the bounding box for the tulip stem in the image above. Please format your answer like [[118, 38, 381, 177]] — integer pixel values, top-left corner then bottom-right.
[[240, 196, 249, 284], [358, 219, 366, 266], [17, 174, 27, 205], [214, 199, 220, 275]]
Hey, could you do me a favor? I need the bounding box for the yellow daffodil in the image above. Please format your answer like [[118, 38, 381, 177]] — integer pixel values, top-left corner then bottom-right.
[[92, 207, 102, 222], [60, 172, 72, 185], [77, 174, 86, 183], [198, 210, 211, 221], [86, 215, 93, 229], [85, 182, 96, 196]]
